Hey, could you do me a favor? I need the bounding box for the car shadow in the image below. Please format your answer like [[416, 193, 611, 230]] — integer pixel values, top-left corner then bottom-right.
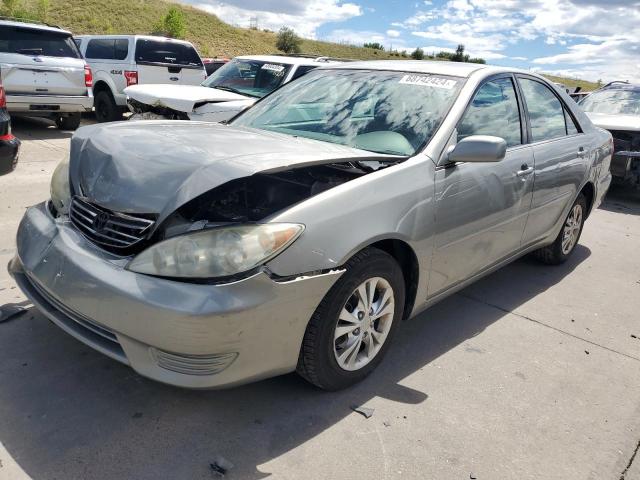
[[0, 246, 591, 480], [599, 183, 640, 216], [10, 114, 96, 141]]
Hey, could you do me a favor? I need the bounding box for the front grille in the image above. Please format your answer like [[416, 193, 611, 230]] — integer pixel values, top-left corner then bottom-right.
[[70, 196, 155, 253]]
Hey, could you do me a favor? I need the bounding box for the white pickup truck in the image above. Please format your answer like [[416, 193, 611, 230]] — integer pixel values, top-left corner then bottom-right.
[[0, 19, 93, 130], [74, 35, 206, 122], [125, 55, 344, 123]]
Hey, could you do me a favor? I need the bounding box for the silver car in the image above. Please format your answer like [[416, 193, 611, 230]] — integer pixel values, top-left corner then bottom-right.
[[10, 61, 612, 390]]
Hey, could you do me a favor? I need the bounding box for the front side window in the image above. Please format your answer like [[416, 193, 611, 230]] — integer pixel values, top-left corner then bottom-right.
[[458, 77, 522, 147], [232, 69, 463, 156], [202, 59, 292, 98], [519, 78, 567, 142], [580, 88, 640, 116], [0, 26, 81, 58]]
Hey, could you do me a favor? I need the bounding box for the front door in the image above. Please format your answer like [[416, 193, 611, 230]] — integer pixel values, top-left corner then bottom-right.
[[429, 75, 535, 297]]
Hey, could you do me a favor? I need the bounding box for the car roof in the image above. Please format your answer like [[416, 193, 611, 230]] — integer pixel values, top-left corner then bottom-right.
[[601, 82, 640, 92], [234, 55, 344, 66], [322, 60, 530, 78], [0, 19, 71, 35], [74, 34, 195, 45]]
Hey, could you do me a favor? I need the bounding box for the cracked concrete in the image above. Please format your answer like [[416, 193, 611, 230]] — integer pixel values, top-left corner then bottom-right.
[[0, 116, 639, 479]]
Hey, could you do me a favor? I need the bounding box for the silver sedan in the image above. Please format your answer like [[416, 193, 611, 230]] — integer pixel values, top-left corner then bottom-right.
[[10, 61, 613, 390]]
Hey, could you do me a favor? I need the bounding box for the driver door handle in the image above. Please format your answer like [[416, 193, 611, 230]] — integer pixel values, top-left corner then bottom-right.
[[516, 164, 534, 177]]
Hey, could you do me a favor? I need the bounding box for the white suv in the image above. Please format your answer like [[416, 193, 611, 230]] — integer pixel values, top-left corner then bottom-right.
[[74, 35, 206, 122], [125, 55, 345, 123], [0, 19, 93, 130]]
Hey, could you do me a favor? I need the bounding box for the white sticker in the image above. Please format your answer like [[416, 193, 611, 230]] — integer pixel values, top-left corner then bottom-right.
[[261, 63, 285, 73], [399, 75, 457, 89]]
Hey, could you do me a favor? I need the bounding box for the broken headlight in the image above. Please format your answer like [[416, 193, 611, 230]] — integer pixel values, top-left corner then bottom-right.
[[50, 157, 71, 215], [126, 223, 304, 278]]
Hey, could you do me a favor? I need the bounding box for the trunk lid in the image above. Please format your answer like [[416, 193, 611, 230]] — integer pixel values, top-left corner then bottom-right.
[[0, 24, 87, 96]]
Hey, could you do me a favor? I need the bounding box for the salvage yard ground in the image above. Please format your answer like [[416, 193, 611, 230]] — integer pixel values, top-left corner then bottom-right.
[[0, 116, 639, 480]]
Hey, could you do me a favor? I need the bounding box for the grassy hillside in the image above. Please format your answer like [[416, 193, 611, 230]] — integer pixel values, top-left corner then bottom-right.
[[9, 0, 597, 90], [542, 74, 600, 92]]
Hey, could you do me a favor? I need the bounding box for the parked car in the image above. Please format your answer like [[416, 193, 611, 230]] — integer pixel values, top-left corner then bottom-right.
[[0, 79, 20, 175], [202, 57, 229, 77], [10, 61, 612, 390], [580, 81, 640, 189], [74, 35, 206, 122], [125, 55, 344, 122], [0, 19, 93, 130]]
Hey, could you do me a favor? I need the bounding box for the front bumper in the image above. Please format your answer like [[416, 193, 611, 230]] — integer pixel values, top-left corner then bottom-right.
[[9, 202, 342, 388], [7, 93, 94, 114]]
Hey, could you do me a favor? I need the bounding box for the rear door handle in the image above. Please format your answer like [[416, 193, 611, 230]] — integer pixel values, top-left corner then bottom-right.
[[516, 164, 534, 177]]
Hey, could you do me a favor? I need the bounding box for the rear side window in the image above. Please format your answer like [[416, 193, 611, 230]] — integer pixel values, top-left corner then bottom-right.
[[86, 38, 129, 60], [458, 77, 522, 147], [0, 26, 81, 58], [519, 78, 567, 142], [135, 39, 202, 67], [291, 65, 317, 81]]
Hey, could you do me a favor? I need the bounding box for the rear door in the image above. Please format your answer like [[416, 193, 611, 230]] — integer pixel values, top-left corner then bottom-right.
[[516, 76, 588, 245], [430, 75, 535, 296], [0, 24, 87, 96], [84, 38, 130, 95], [134, 38, 205, 86]]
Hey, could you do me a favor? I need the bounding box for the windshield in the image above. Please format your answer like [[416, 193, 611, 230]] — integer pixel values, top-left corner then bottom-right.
[[580, 88, 640, 115], [231, 69, 463, 155], [202, 59, 292, 98], [0, 26, 81, 58], [135, 39, 202, 68]]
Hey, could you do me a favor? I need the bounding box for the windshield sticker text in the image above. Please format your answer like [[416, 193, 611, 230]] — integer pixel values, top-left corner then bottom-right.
[[399, 75, 457, 89], [262, 64, 285, 74]]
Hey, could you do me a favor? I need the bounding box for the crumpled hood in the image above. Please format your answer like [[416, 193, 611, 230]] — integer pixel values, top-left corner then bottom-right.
[[585, 112, 640, 132], [69, 121, 396, 223], [124, 84, 249, 112]]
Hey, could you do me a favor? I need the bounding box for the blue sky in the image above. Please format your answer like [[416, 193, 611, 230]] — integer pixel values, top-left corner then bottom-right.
[[184, 0, 640, 82]]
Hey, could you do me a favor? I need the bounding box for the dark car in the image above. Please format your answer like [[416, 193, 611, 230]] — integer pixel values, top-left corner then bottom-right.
[[0, 80, 20, 175]]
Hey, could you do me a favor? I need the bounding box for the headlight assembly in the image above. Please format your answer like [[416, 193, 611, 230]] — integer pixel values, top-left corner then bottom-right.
[[50, 157, 71, 215], [126, 223, 304, 279]]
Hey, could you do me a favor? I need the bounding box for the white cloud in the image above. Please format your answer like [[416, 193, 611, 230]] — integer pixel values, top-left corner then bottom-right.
[[324, 29, 408, 50], [183, 0, 362, 38], [386, 29, 401, 38]]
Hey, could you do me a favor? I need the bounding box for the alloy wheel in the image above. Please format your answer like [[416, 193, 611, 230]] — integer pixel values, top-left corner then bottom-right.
[[561, 203, 583, 254]]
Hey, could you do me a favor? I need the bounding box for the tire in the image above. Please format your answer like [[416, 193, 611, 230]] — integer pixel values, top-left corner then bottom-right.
[[54, 113, 81, 130], [94, 90, 121, 123], [533, 193, 587, 265], [297, 247, 405, 390]]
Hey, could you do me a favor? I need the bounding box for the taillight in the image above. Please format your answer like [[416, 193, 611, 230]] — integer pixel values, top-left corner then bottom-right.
[[0, 84, 6, 108], [84, 64, 93, 88], [124, 70, 138, 87]]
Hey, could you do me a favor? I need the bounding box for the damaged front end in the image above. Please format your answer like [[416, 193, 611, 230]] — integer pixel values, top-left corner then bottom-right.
[[127, 98, 190, 121], [610, 130, 640, 188]]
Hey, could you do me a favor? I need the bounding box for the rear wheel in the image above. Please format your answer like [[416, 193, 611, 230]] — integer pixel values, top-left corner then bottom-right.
[[297, 248, 405, 390], [534, 193, 587, 264], [54, 113, 81, 130], [94, 90, 121, 123]]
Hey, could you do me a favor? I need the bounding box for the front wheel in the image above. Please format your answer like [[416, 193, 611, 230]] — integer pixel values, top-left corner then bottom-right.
[[297, 247, 405, 390], [533, 193, 587, 265], [94, 90, 122, 123]]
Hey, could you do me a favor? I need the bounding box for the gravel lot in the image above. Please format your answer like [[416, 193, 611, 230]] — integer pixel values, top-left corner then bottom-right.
[[1, 115, 639, 480]]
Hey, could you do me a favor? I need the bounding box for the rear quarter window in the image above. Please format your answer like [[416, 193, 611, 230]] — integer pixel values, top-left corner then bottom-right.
[[134, 39, 202, 67], [86, 38, 129, 60], [0, 26, 81, 58]]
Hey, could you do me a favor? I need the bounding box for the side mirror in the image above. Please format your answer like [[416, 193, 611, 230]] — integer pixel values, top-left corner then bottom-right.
[[446, 135, 507, 164]]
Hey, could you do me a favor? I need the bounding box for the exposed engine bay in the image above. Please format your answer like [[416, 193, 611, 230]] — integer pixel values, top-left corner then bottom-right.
[[127, 98, 189, 120], [610, 130, 640, 188], [158, 161, 388, 240]]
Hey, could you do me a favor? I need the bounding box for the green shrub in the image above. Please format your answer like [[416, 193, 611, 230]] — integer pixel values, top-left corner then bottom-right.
[[276, 26, 301, 54]]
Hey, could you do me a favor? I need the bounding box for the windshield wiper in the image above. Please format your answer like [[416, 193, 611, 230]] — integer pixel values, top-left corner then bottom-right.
[[212, 85, 260, 98]]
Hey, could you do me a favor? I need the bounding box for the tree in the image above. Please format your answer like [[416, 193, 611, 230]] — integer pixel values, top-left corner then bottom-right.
[[155, 7, 187, 39], [363, 42, 384, 51], [410, 47, 424, 60], [452, 44, 466, 62], [276, 27, 302, 54]]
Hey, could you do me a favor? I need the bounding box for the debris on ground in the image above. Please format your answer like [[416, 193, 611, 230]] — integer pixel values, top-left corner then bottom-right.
[[383, 420, 391, 427], [631, 334, 638, 339], [210, 456, 234, 477], [351, 405, 375, 419], [585, 350, 590, 355], [470, 473, 477, 479], [0, 304, 29, 323]]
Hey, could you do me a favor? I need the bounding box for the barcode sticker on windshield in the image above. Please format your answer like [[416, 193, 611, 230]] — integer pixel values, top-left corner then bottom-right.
[[399, 75, 457, 89], [262, 64, 285, 73]]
